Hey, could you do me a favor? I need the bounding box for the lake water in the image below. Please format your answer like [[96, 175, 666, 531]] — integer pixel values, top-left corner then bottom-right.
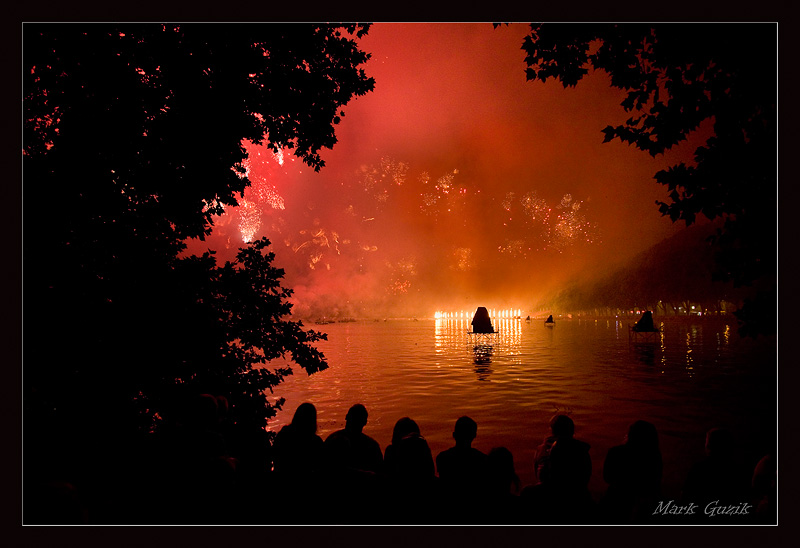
[[268, 316, 777, 501]]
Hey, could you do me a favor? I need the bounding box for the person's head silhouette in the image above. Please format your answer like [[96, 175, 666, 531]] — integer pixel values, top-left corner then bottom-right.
[[453, 416, 478, 447], [625, 420, 659, 452], [550, 414, 575, 438], [291, 402, 318, 436], [345, 404, 368, 433], [392, 417, 420, 445]]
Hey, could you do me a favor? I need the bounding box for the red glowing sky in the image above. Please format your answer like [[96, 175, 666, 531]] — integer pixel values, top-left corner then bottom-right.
[[185, 23, 709, 318]]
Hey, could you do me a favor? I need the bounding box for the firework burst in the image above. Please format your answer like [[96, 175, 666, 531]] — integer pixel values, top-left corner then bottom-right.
[[230, 140, 288, 242]]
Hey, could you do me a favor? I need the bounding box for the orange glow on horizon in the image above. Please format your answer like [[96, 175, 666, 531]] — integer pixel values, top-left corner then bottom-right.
[[434, 308, 523, 321]]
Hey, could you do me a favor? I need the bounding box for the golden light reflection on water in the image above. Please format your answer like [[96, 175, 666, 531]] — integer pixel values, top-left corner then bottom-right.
[[685, 332, 694, 377], [434, 317, 524, 350], [434, 317, 525, 381]]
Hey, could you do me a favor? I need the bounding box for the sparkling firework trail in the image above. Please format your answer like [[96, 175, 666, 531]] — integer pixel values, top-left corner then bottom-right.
[[357, 157, 409, 212], [420, 169, 463, 216], [238, 198, 261, 243], [500, 191, 598, 254], [388, 257, 417, 295], [452, 247, 474, 271], [231, 140, 288, 242], [520, 191, 550, 221]]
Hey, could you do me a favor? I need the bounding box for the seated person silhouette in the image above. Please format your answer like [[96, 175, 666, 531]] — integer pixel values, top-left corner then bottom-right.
[[601, 420, 663, 522], [383, 417, 437, 522], [435, 416, 489, 520], [274, 402, 324, 477], [273, 402, 325, 516], [322, 404, 384, 523], [682, 427, 752, 516], [632, 311, 657, 332], [485, 446, 523, 523], [533, 415, 591, 487], [471, 307, 495, 333], [384, 417, 435, 481], [325, 403, 384, 475], [523, 414, 594, 522]]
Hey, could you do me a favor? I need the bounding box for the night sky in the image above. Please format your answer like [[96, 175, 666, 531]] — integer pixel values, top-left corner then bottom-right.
[[184, 23, 712, 319]]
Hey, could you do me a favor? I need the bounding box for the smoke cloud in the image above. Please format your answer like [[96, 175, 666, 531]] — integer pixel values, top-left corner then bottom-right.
[[185, 23, 709, 319]]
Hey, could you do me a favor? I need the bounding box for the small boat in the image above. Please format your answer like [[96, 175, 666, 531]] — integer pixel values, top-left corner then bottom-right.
[[544, 315, 555, 327]]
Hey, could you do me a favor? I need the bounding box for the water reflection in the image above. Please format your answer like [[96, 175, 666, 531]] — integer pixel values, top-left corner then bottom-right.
[[473, 344, 493, 381], [434, 317, 470, 352], [434, 317, 524, 380], [622, 318, 738, 377], [434, 318, 523, 348], [494, 317, 523, 347], [629, 322, 667, 367], [432, 317, 738, 381], [631, 342, 656, 366]]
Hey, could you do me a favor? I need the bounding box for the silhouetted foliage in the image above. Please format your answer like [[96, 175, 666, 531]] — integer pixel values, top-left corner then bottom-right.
[[23, 23, 374, 521], [520, 23, 776, 336]]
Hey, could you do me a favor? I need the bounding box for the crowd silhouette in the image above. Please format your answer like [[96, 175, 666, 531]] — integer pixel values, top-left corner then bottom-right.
[[25, 397, 776, 525]]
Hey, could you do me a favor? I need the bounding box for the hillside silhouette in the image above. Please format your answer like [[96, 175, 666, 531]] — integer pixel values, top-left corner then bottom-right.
[[543, 221, 752, 317]]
